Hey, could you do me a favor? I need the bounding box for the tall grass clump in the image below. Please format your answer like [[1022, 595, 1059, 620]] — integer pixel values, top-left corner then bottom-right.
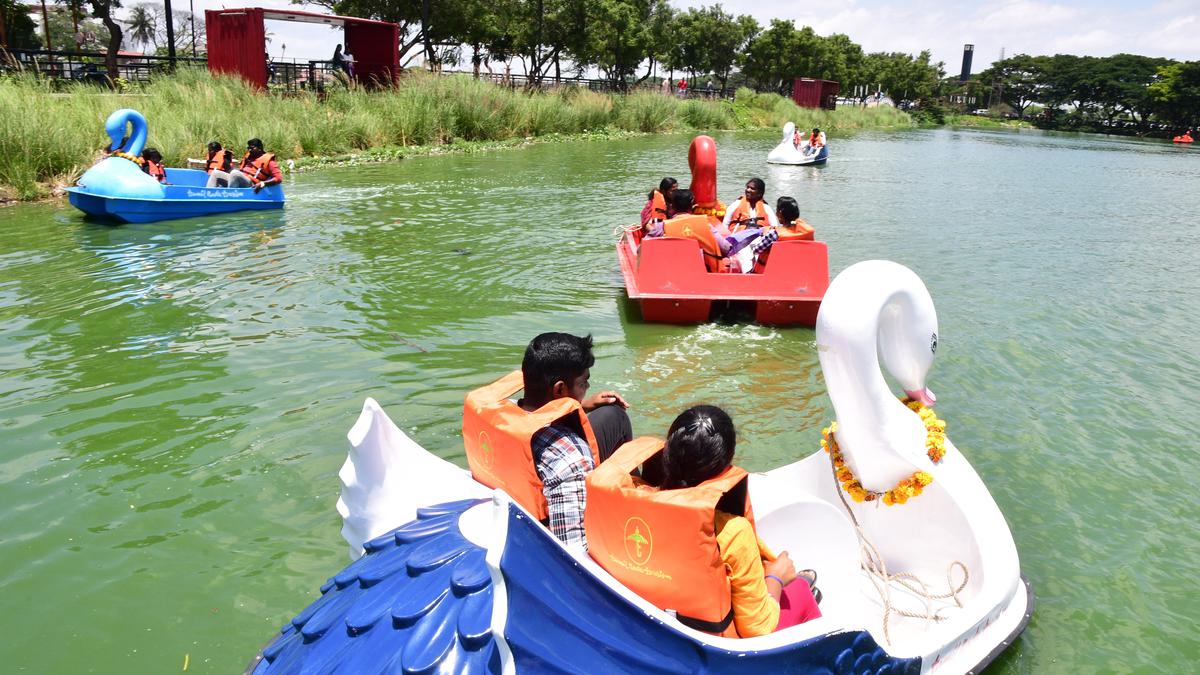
[[0, 69, 913, 201]]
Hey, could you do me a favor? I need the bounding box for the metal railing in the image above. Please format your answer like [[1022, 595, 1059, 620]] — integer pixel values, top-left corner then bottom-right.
[[0, 48, 207, 83]]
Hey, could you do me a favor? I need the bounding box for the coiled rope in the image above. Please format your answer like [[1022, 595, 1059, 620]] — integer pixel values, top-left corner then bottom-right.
[[826, 447, 970, 645], [613, 222, 642, 242]]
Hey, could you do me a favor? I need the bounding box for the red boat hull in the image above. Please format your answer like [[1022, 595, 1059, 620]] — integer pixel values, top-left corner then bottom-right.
[[617, 232, 828, 326]]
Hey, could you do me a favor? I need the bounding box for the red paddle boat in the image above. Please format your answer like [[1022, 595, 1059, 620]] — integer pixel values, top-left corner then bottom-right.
[[618, 136, 829, 326], [1172, 133, 1193, 144]]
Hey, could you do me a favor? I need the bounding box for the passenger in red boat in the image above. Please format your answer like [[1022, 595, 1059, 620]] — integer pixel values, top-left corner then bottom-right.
[[723, 178, 779, 234], [641, 177, 678, 232], [643, 406, 822, 636], [655, 189, 735, 271], [140, 148, 167, 184], [748, 197, 815, 273], [519, 333, 633, 548]]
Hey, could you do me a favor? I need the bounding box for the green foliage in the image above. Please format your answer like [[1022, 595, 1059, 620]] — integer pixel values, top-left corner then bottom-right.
[[0, 70, 914, 200], [2, 0, 41, 48]]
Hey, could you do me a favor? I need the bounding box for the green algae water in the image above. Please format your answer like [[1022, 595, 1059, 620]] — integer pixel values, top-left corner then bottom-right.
[[1, 129, 1197, 672]]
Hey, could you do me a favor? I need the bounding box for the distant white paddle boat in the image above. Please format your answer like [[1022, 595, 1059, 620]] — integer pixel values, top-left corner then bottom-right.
[[768, 122, 829, 165], [247, 260, 1032, 675]]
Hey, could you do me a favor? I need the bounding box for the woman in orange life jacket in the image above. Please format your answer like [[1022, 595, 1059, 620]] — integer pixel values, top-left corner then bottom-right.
[[518, 333, 633, 549], [203, 141, 234, 187], [643, 406, 821, 637], [640, 177, 678, 232], [140, 148, 167, 184], [722, 178, 780, 234], [749, 196, 815, 273], [805, 127, 825, 156], [209, 138, 283, 192]]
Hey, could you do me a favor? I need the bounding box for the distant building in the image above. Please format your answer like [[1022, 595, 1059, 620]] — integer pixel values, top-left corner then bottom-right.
[[793, 78, 839, 110]]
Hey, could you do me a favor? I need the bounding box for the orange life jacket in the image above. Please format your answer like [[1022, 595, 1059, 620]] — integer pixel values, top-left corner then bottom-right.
[[728, 197, 768, 233], [206, 149, 232, 174], [752, 219, 816, 273], [585, 436, 753, 637], [663, 214, 726, 272], [462, 370, 600, 521], [143, 159, 166, 183], [239, 151, 276, 181], [651, 190, 668, 221]]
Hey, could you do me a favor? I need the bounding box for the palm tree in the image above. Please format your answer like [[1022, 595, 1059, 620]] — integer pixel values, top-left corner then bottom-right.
[[124, 4, 156, 53]]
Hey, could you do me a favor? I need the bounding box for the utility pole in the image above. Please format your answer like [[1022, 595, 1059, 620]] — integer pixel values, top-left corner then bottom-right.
[[988, 47, 1005, 109], [164, 0, 177, 67], [189, 0, 196, 56], [1, 4, 10, 49], [422, 0, 432, 70], [39, 0, 53, 51]]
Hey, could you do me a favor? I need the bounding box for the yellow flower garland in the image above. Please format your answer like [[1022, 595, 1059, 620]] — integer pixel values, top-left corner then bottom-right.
[[820, 398, 947, 506], [111, 150, 144, 166]]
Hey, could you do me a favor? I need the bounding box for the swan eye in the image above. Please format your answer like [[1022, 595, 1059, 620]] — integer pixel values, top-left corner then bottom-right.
[[930, 332, 938, 354]]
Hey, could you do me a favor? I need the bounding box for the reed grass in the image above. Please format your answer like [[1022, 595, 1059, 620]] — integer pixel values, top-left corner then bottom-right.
[[0, 70, 914, 201]]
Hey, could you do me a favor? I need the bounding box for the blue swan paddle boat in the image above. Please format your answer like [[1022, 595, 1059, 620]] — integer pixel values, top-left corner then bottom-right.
[[248, 261, 1033, 674], [66, 109, 284, 224]]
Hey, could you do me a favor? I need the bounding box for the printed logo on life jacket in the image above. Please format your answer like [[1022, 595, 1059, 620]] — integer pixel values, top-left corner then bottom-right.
[[623, 516, 653, 565], [478, 430, 494, 470]]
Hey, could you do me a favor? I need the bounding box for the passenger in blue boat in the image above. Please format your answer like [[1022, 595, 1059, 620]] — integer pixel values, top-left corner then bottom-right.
[[203, 141, 234, 186], [208, 138, 282, 191], [806, 128, 825, 155], [140, 148, 167, 184], [518, 333, 633, 548], [644, 406, 822, 636]]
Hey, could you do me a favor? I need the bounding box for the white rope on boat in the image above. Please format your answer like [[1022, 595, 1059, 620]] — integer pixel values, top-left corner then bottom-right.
[[826, 449, 970, 646], [613, 222, 641, 242]]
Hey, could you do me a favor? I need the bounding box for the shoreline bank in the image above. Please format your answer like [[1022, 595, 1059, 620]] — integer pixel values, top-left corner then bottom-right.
[[0, 70, 913, 203]]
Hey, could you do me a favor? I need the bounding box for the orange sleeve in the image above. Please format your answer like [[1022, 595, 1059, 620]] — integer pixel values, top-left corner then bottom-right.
[[716, 513, 779, 638]]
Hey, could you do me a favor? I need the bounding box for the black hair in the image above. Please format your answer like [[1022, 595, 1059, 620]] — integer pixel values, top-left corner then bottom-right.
[[648, 177, 678, 201], [247, 138, 264, 150], [654, 405, 736, 490], [208, 141, 222, 152], [142, 147, 162, 162], [521, 332, 594, 406], [670, 188, 695, 214], [812, 128, 821, 135], [746, 177, 765, 194], [776, 196, 799, 223]]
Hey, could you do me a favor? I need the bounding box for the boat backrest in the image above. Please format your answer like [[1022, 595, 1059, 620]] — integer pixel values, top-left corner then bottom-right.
[[761, 240, 829, 294]]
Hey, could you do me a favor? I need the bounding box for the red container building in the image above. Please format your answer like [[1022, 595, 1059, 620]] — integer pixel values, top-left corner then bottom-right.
[[792, 78, 840, 110], [206, 8, 399, 90]]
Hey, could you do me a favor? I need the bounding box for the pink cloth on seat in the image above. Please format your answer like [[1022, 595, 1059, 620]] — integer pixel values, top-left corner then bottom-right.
[[776, 580, 822, 630]]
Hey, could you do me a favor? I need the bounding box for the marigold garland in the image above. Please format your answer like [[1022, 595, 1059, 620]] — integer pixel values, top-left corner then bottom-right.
[[820, 398, 947, 506], [111, 151, 144, 165], [692, 200, 726, 219]]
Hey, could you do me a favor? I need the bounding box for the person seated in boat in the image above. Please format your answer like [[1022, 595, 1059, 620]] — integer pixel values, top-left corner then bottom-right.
[[722, 178, 780, 234], [793, 127, 805, 148], [203, 141, 234, 186], [209, 138, 282, 192], [140, 148, 167, 184], [586, 405, 821, 638], [746, 197, 815, 273], [805, 128, 825, 155], [640, 177, 678, 232], [653, 189, 736, 271], [465, 332, 633, 550]]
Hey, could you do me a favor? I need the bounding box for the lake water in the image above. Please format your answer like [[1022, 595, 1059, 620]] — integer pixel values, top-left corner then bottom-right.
[[1, 128, 1197, 672]]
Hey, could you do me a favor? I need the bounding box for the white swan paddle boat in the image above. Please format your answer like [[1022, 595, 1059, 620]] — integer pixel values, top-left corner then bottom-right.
[[767, 122, 829, 166], [247, 261, 1032, 674]]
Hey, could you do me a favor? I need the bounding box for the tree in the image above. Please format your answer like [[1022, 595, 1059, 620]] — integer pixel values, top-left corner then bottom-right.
[[87, 0, 124, 80], [1149, 61, 1200, 130], [978, 54, 1046, 116], [124, 3, 156, 52], [1, 0, 40, 48], [741, 19, 799, 94]]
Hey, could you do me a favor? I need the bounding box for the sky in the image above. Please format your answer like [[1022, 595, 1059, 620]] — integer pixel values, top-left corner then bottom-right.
[[155, 0, 1199, 70]]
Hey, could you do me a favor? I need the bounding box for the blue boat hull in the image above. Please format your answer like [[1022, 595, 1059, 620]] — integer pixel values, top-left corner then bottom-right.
[[249, 498, 923, 675], [68, 167, 284, 224]]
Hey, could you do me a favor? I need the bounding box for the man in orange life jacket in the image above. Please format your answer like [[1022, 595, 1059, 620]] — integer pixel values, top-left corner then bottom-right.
[[209, 138, 282, 192], [519, 332, 633, 548]]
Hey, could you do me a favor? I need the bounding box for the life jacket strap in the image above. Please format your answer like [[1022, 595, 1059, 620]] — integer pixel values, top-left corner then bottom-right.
[[674, 606, 735, 634]]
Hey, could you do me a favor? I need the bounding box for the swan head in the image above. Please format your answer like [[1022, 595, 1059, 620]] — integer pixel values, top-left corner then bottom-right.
[[781, 122, 796, 143], [104, 109, 148, 156], [879, 286, 938, 406]]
